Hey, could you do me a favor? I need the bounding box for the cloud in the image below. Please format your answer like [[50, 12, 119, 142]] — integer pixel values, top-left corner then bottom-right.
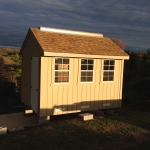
[[0, 0, 150, 48]]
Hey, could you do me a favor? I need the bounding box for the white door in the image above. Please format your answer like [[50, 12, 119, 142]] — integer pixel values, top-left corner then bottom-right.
[[31, 57, 39, 113]]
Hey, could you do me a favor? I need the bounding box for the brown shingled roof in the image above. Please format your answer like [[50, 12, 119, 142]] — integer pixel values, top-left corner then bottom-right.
[[30, 28, 128, 56]]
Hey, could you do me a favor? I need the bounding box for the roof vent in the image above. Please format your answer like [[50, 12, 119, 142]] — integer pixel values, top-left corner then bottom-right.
[[39, 26, 103, 38]]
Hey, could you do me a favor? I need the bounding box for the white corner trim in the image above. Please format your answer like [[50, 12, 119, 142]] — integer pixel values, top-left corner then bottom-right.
[[39, 26, 103, 38]]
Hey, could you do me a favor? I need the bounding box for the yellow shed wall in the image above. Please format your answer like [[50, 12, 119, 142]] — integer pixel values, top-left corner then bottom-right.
[[21, 33, 42, 107], [39, 57, 124, 117]]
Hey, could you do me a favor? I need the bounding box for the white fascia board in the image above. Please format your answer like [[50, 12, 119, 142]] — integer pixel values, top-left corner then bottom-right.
[[44, 52, 129, 60]]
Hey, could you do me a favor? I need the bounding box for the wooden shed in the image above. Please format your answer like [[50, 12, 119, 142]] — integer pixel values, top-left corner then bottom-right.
[[20, 26, 129, 122]]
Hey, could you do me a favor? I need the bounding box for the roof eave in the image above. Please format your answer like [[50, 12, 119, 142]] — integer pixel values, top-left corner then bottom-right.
[[44, 52, 129, 60]]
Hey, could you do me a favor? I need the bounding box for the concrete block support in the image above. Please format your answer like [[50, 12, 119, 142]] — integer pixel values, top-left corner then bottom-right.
[[39, 116, 50, 124], [0, 126, 7, 135], [79, 113, 93, 121], [25, 109, 33, 115]]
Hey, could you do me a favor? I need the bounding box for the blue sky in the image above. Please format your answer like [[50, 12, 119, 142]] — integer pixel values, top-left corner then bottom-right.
[[0, 0, 150, 49]]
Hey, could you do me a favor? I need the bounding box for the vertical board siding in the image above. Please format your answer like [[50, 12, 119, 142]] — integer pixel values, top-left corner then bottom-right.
[[72, 58, 78, 112], [39, 58, 124, 117], [47, 57, 53, 115], [86, 85, 91, 111], [51, 86, 58, 115], [56, 86, 63, 115], [119, 60, 124, 107], [114, 60, 120, 108], [77, 85, 82, 111], [81, 85, 86, 110], [67, 85, 73, 112], [21, 33, 42, 107], [31, 57, 39, 113], [72, 85, 78, 112], [118, 60, 121, 107], [40, 57, 49, 116]]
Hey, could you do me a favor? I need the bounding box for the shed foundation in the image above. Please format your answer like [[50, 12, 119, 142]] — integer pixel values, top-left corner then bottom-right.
[[39, 116, 50, 124], [79, 113, 93, 121], [0, 126, 7, 135]]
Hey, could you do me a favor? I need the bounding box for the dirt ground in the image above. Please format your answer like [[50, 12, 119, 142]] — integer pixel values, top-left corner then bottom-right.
[[0, 112, 38, 130]]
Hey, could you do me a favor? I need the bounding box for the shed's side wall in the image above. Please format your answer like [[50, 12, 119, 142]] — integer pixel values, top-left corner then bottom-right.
[[21, 33, 42, 107], [39, 57, 124, 117]]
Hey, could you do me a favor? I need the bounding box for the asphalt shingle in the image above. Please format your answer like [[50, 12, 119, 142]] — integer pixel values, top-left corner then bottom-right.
[[30, 28, 128, 56]]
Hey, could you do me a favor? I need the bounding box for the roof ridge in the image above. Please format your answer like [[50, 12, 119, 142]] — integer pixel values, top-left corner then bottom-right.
[[38, 26, 103, 38]]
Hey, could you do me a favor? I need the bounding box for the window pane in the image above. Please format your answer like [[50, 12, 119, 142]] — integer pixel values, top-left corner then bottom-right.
[[109, 72, 114, 76], [55, 65, 58, 70], [88, 65, 93, 70], [62, 77, 69, 82], [104, 60, 109, 65], [88, 59, 93, 64], [55, 77, 62, 82], [58, 64, 63, 70], [103, 60, 115, 82], [110, 66, 114, 70], [103, 77, 108, 81], [87, 71, 93, 76], [81, 65, 87, 70], [81, 77, 86, 82], [103, 71, 108, 76], [81, 71, 86, 76], [55, 58, 62, 64], [63, 59, 69, 64], [87, 77, 93, 81], [56, 72, 62, 76], [62, 71, 69, 77], [104, 66, 109, 70], [55, 58, 70, 83], [109, 76, 114, 81], [55, 72, 58, 76], [63, 64, 69, 70], [55, 77, 58, 82], [81, 59, 87, 64], [110, 60, 114, 65]]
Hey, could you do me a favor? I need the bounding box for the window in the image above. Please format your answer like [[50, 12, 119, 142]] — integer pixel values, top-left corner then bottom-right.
[[54, 58, 70, 83], [103, 60, 115, 81], [80, 59, 94, 82]]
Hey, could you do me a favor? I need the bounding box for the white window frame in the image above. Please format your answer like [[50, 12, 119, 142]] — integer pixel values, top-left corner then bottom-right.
[[102, 59, 115, 82], [80, 58, 94, 83], [54, 57, 70, 83]]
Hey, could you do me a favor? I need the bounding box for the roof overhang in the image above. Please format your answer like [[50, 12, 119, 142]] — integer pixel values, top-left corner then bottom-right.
[[44, 52, 129, 60]]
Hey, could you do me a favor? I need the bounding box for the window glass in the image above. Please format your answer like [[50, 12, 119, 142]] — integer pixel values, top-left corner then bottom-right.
[[54, 58, 70, 83], [81, 59, 87, 64], [80, 59, 94, 82], [88, 65, 93, 70], [55, 58, 62, 64], [88, 59, 93, 64], [81, 65, 87, 70], [63, 59, 69, 64], [103, 60, 115, 81], [104, 60, 109, 65]]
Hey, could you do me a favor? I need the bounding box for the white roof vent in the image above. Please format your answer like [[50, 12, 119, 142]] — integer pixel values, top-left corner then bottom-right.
[[39, 26, 103, 38]]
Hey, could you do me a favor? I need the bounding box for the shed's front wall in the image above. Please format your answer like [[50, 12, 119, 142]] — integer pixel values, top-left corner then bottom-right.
[[21, 33, 42, 108], [39, 57, 124, 117]]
